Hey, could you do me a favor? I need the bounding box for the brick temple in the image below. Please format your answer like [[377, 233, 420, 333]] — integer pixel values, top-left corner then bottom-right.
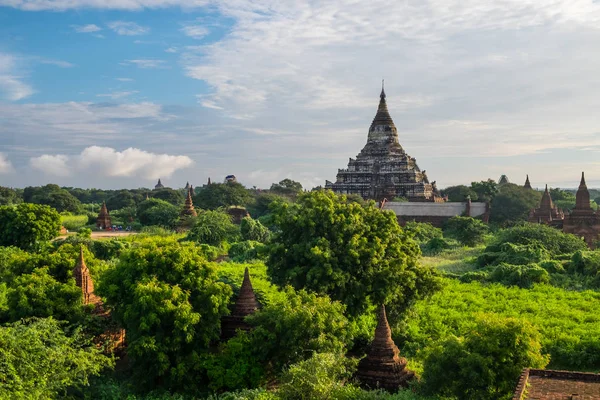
[[513, 369, 600, 399], [326, 84, 442, 202], [96, 201, 111, 229], [221, 267, 260, 340], [355, 304, 414, 391], [528, 185, 564, 225]]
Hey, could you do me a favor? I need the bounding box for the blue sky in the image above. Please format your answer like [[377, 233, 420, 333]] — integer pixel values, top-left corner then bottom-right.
[[1, 0, 600, 190]]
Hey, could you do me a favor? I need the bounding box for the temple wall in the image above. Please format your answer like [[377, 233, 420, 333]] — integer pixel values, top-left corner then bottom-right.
[[382, 201, 488, 227]]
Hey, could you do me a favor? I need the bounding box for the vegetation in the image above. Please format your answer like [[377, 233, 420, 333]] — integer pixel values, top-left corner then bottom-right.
[[443, 216, 489, 247], [0, 203, 61, 250], [187, 210, 240, 246]]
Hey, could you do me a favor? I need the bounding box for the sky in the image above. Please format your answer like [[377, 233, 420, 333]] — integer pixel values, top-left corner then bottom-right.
[[1, 1, 600, 190]]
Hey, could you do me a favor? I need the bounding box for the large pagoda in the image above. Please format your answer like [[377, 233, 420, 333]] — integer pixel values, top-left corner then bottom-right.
[[325, 84, 440, 201], [563, 172, 600, 248]]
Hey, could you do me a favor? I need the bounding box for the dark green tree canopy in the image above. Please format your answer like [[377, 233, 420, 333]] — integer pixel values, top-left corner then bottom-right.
[[470, 179, 499, 202], [267, 190, 440, 318], [194, 182, 254, 210], [269, 179, 303, 198], [97, 238, 232, 391], [490, 183, 542, 225], [106, 189, 138, 210], [0, 203, 61, 250], [187, 210, 239, 246], [137, 198, 179, 228], [151, 188, 185, 206], [0, 187, 22, 205], [443, 216, 489, 247], [442, 185, 478, 202]]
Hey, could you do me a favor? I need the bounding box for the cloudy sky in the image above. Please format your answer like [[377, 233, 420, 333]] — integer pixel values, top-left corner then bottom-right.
[[1, 0, 600, 190]]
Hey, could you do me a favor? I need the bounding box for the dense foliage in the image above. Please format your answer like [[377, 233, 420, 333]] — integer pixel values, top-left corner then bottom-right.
[[490, 183, 541, 225], [443, 216, 489, 246], [0, 203, 61, 250], [267, 190, 440, 318], [187, 210, 239, 246], [194, 182, 255, 210], [137, 198, 180, 229], [97, 238, 232, 391]]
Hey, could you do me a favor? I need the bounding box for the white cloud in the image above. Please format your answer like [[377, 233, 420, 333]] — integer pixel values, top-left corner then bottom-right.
[[37, 58, 74, 68], [165, 47, 178, 53], [116, 77, 133, 82], [97, 90, 139, 99], [30, 146, 193, 179], [0, 53, 34, 101], [180, 24, 209, 39], [122, 59, 167, 69], [0, 153, 14, 174], [107, 21, 149, 36], [30, 154, 70, 176], [0, 0, 210, 11], [72, 24, 101, 33]]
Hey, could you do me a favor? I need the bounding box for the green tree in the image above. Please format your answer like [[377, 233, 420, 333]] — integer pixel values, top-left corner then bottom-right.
[[0, 186, 22, 205], [443, 216, 489, 247], [490, 183, 542, 225], [194, 182, 255, 210], [137, 198, 179, 228], [247, 192, 288, 218], [97, 238, 232, 392], [152, 188, 185, 206], [240, 217, 270, 243], [187, 210, 239, 246], [422, 315, 548, 400], [106, 190, 137, 210], [0, 203, 61, 250], [270, 179, 303, 198], [267, 190, 440, 318], [0, 318, 113, 400], [470, 179, 499, 202], [442, 185, 478, 202]]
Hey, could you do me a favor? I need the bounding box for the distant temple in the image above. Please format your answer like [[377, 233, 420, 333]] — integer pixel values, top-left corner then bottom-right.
[[96, 202, 111, 229], [180, 186, 197, 219], [528, 185, 564, 225], [563, 172, 600, 248], [498, 175, 510, 185], [529, 172, 600, 248], [325, 84, 442, 202], [154, 179, 164, 190], [73, 246, 101, 307], [524, 175, 532, 190], [221, 267, 260, 340], [513, 368, 600, 400], [355, 304, 414, 391]]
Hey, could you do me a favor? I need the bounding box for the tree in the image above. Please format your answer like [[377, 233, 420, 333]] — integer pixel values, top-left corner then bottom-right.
[[194, 182, 255, 210], [490, 183, 542, 225], [0, 318, 113, 399], [152, 188, 184, 206], [269, 179, 303, 198], [240, 217, 270, 243], [246, 192, 288, 218], [0, 203, 61, 250], [187, 210, 240, 246], [470, 179, 499, 202], [137, 198, 179, 228], [106, 190, 137, 210], [267, 190, 440, 318], [422, 315, 548, 400], [443, 216, 489, 247], [0, 187, 22, 205], [442, 185, 478, 202], [97, 238, 232, 391]]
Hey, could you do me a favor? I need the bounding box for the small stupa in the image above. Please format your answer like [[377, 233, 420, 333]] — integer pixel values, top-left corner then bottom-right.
[[356, 305, 415, 391], [96, 201, 111, 229], [221, 267, 260, 340], [73, 246, 100, 306], [524, 175, 532, 190], [180, 186, 197, 218]]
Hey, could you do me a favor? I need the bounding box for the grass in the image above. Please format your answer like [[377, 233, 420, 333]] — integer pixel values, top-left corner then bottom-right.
[[420, 245, 484, 274], [60, 214, 89, 231]]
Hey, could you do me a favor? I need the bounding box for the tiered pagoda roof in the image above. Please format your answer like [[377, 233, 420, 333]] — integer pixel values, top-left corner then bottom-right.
[[73, 246, 101, 307], [325, 84, 440, 202], [524, 175, 532, 190], [356, 305, 414, 391], [154, 178, 164, 189], [180, 186, 197, 218], [528, 185, 564, 224], [563, 172, 600, 248], [221, 267, 260, 340], [96, 201, 111, 229]]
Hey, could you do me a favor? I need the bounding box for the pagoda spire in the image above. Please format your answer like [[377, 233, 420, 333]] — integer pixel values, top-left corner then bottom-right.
[[524, 175, 532, 190], [574, 171, 592, 211], [180, 186, 197, 218], [369, 82, 396, 134], [73, 246, 95, 305], [355, 305, 414, 391], [539, 184, 554, 210], [96, 201, 111, 229], [221, 267, 260, 340]]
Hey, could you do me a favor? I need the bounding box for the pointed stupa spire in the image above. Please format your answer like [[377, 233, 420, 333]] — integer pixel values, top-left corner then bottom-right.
[[180, 185, 197, 218], [575, 171, 592, 211], [355, 305, 414, 391], [540, 184, 554, 210], [524, 175, 532, 190], [234, 267, 259, 316], [207, 177, 212, 185], [155, 178, 164, 190], [73, 246, 95, 304], [96, 201, 111, 229], [370, 81, 395, 131]]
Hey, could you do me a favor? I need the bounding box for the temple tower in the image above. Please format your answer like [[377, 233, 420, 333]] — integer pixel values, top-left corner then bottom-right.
[[154, 179, 164, 190], [221, 267, 260, 340], [73, 246, 99, 306], [180, 186, 197, 218], [524, 175, 532, 190], [563, 172, 600, 248], [325, 84, 440, 202], [355, 305, 415, 391], [528, 185, 564, 224], [96, 201, 111, 229]]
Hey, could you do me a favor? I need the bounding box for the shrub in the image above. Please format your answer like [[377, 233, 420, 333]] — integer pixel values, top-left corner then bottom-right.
[[443, 216, 488, 247], [187, 210, 240, 246], [61, 214, 89, 231], [539, 260, 565, 274], [569, 250, 600, 276], [421, 237, 450, 255], [422, 315, 548, 400], [240, 217, 271, 243], [229, 241, 267, 262], [489, 263, 550, 288], [0, 203, 61, 250], [402, 222, 443, 244]]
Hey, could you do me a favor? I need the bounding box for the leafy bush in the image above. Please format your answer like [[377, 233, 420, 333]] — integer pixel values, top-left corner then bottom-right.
[[240, 217, 271, 243], [0, 203, 61, 250], [421, 237, 450, 255], [539, 260, 565, 274], [443, 216, 489, 247], [199, 243, 221, 261], [422, 315, 548, 400], [61, 214, 89, 231], [137, 198, 180, 229], [402, 222, 442, 244], [488, 263, 550, 288], [229, 241, 267, 262], [187, 210, 240, 246], [569, 250, 600, 276]]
